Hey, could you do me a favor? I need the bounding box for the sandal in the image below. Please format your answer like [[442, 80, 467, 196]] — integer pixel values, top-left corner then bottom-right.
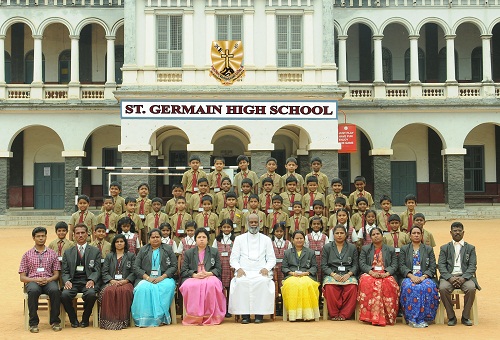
[[338, 316, 346, 321]]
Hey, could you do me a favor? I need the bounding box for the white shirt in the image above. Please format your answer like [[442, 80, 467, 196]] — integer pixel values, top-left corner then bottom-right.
[[305, 231, 323, 247], [273, 237, 291, 250], [452, 240, 465, 275], [177, 236, 195, 254], [230, 232, 276, 272], [354, 224, 376, 242], [77, 243, 87, 255], [212, 234, 233, 248]]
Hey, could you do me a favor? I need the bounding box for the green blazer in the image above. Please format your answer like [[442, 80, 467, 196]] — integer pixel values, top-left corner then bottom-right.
[[282, 246, 317, 281], [180, 246, 222, 285], [438, 241, 480, 290], [102, 251, 136, 284], [359, 243, 397, 276], [399, 243, 436, 280], [133, 244, 178, 286]]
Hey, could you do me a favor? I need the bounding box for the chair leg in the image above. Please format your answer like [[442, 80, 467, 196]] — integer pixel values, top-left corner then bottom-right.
[[323, 297, 329, 320], [92, 301, 99, 328], [435, 300, 445, 324], [170, 299, 177, 325], [60, 304, 66, 328], [471, 296, 478, 325], [24, 294, 29, 330], [282, 303, 287, 322]]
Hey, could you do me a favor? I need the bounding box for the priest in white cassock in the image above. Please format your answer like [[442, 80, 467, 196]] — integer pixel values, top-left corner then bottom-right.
[[228, 213, 276, 324]]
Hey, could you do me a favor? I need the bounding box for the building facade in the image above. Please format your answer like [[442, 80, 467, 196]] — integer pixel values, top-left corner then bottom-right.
[[0, 0, 499, 214]]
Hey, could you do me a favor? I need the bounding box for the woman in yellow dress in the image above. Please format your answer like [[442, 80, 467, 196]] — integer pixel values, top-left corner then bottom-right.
[[281, 230, 320, 321]]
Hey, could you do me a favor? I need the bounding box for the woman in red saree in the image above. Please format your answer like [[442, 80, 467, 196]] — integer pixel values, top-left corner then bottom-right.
[[357, 227, 400, 326]]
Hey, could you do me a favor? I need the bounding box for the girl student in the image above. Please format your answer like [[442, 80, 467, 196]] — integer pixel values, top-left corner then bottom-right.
[[212, 218, 235, 318], [159, 222, 177, 253], [271, 221, 292, 316], [305, 216, 328, 283], [353, 209, 378, 250], [117, 217, 140, 254], [329, 208, 355, 244]]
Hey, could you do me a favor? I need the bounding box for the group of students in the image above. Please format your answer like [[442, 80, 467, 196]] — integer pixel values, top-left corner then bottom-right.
[[19, 154, 479, 332]]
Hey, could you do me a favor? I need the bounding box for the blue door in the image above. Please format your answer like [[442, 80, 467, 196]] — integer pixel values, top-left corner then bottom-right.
[[391, 161, 417, 206], [34, 163, 65, 209]]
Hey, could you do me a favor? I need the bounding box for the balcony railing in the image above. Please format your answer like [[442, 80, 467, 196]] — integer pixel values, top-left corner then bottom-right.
[[334, 0, 497, 7], [0, 0, 123, 6]]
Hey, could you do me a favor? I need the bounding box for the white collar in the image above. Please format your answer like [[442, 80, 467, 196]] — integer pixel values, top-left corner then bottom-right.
[[223, 234, 232, 242], [454, 240, 465, 247], [312, 231, 322, 236], [274, 237, 284, 243], [186, 236, 195, 242], [122, 231, 131, 237], [162, 237, 170, 243], [77, 243, 87, 250]]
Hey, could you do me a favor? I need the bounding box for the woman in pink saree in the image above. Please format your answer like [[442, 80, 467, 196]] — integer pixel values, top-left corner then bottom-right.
[[180, 228, 226, 325]]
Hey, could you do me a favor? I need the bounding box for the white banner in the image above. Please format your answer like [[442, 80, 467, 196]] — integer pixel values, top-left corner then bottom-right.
[[121, 100, 337, 120]]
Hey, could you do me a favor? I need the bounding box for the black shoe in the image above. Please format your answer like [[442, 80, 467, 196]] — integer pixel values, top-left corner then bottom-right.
[[225, 312, 232, 318], [70, 320, 80, 328], [80, 321, 89, 328], [461, 317, 473, 326], [254, 315, 264, 324], [447, 316, 457, 326], [241, 317, 250, 324]]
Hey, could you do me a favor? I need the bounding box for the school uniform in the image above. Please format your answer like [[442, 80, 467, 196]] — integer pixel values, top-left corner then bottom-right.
[[101, 251, 136, 284], [305, 171, 329, 195], [350, 211, 366, 232], [208, 170, 230, 193], [376, 210, 395, 232], [273, 238, 292, 288], [399, 210, 418, 232], [281, 172, 304, 194], [212, 235, 234, 288], [96, 210, 119, 242], [382, 230, 410, 254], [301, 191, 325, 217], [179, 246, 222, 284], [177, 236, 197, 255], [135, 197, 152, 219], [188, 192, 214, 219], [233, 169, 259, 196], [119, 212, 145, 245], [325, 192, 349, 214], [266, 209, 289, 232], [280, 191, 302, 216], [237, 193, 252, 213], [48, 238, 74, 261], [242, 209, 266, 232], [90, 239, 111, 261], [169, 211, 192, 243], [259, 172, 283, 194], [348, 190, 374, 212], [308, 215, 328, 231], [327, 214, 337, 231], [289, 214, 309, 234], [218, 207, 243, 234], [181, 168, 208, 200], [422, 229, 436, 247], [305, 231, 328, 281], [112, 195, 126, 215], [259, 191, 274, 215], [165, 197, 178, 216], [194, 211, 218, 243], [162, 237, 178, 254], [214, 190, 230, 214], [122, 231, 140, 255], [145, 211, 169, 231], [69, 210, 96, 241]]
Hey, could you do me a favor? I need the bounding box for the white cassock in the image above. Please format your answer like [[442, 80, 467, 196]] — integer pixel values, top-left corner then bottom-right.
[[228, 232, 276, 315]]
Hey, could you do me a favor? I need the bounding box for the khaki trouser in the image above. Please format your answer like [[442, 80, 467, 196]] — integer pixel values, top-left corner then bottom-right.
[[439, 277, 476, 319]]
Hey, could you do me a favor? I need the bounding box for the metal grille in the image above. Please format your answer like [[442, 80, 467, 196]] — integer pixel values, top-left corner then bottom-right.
[[277, 15, 302, 68], [216, 15, 243, 41], [157, 15, 183, 68]]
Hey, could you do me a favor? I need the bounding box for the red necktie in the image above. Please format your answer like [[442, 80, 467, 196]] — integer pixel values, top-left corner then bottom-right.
[[243, 171, 248, 178], [408, 213, 413, 231], [128, 213, 131, 218], [216, 173, 222, 188], [361, 213, 365, 228], [289, 193, 295, 216], [273, 212, 279, 226], [192, 171, 198, 191], [230, 210, 235, 221], [309, 192, 314, 217], [97, 242, 102, 252], [204, 213, 209, 227], [199, 195, 203, 208], [139, 200, 145, 214], [104, 213, 110, 228], [79, 211, 85, 223], [58, 240, 63, 256], [176, 214, 183, 235], [314, 173, 319, 177], [385, 212, 390, 229], [243, 195, 248, 209], [265, 194, 271, 213], [154, 213, 159, 229], [358, 191, 363, 197], [223, 193, 227, 208], [294, 217, 299, 231], [392, 232, 399, 247]]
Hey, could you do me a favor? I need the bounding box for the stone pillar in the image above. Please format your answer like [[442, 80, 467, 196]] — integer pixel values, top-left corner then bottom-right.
[[243, 8, 255, 67], [442, 150, 465, 210], [63, 152, 84, 214], [337, 36, 348, 84], [409, 35, 420, 83], [32, 35, 43, 84], [69, 36, 80, 84], [106, 36, 116, 84], [0, 153, 11, 214], [308, 150, 338, 185], [121, 151, 151, 198], [370, 149, 393, 209], [297, 152, 310, 177], [303, 10, 314, 68], [123, 0, 137, 66], [250, 151, 272, 179], [0, 35, 5, 84], [481, 34, 492, 82], [445, 35, 456, 83]]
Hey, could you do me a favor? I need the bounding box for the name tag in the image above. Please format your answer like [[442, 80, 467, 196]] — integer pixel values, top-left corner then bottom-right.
[[309, 206, 314, 211], [374, 266, 383, 271], [76, 265, 85, 272], [221, 252, 229, 257], [296, 270, 303, 274], [101, 258, 105, 263], [288, 206, 293, 211], [178, 229, 185, 234], [338, 266, 346, 271], [151, 270, 159, 276], [194, 187, 199, 192], [413, 265, 421, 271], [214, 188, 221, 193], [205, 227, 210, 231], [57, 256, 63, 261], [395, 247, 400, 253], [139, 214, 145, 220], [276, 259, 283, 263], [114, 274, 123, 280], [198, 207, 204, 212], [242, 209, 249, 213], [36, 267, 45, 273], [233, 224, 238, 229], [267, 209, 274, 214], [314, 251, 321, 256]]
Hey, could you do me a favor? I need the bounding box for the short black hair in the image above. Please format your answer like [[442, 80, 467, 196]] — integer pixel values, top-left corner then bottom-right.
[[111, 234, 129, 253], [272, 195, 283, 203], [137, 182, 149, 191], [285, 157, 298, 165], [241, 178, 253, 187], [189, 155, 201, 162], [55, 221, 68, 232], [237, 155, 249, 163], [451, 221, 464, 230], [334, 197, 347, 206], [77, 194, 90, 203], [125, 196, 136, 205], [331, 177, 343, 185], [356, 197, 368, 205], [354, 176, 366, 184], [198, 177, 209, 185], [306, 176, 318, 184], [310, 157, 322, 164], [117, 217, 136, 233], [201, 195, 213, 203], [266, 157, 278, 164], [94, 223, 107, 232], [32, 226, 47, 237], [194, 227, 210, 240], [285, 176, 298, 184], [109, 181, 122, 190], [152, 197, 163, 204], [405, 194, 417, 203], [261, 177, 273, 185], [379, 195, 392, 204]]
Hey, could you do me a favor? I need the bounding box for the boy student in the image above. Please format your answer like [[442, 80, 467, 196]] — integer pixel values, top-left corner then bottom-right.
[[308, 200, 328, 233], [165, 184, 184, 216], [96, 195, 119, 242], [259, 177, 275, 216], [400, 194, 418, 232], [169, 196, 192, 244], [194, 195, 218, 243], [218, 191, 243, 235], [325, 177, 349, 216], [281, 157, 304, 195], [305, 157, 329, 195], [135, 183, 152, 221], [266, 195, 289, 237], [90, 224, 111, 261], [109, 181, 125, 215], [377, 195, 395, 231], [348, 175, 374, 213], [382, 214, 410, 254], [350, 197, 369, 232], [326, 197, 348, 231], [48, 221, 75, 262], [302, 176, 325, 217], [188, 177, 213, 219], [119, 197, 144, 245], [259, 157, 283, 194], [208, 156, 230, 194], [412, 213, 436, 247], [214, 177, 232, 214], [290, 201, 308, 234], [280, 176, 303, 216], [237, 178, 254, 213], [233, 155, 259, 196], [243, 194, 267, 232], [68, 194, 96, 242], [145, 197, 169, 231], [181, 155, 207, 201]]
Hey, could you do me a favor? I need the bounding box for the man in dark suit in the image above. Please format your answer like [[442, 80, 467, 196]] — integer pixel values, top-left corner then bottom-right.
[[438, 221, 480, 326], [61, 223, 102, 328]]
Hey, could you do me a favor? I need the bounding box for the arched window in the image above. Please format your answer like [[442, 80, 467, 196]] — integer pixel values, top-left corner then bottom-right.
[[24, 50, 46, 84], [4, 51, 11, 84], [371, 47, 392, 83], [438, 47, 459, 82], [58, 50, 71, 84], [471, 46, 482, 82], [404, 47, 425, 82]]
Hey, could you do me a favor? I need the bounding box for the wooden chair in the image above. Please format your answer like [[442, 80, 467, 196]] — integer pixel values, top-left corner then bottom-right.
[[60, 293, 99, 328], [435, 289, 478, 325], [23, 284, 65, 331]]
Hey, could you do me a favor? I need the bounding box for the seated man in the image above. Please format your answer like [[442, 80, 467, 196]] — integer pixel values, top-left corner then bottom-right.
[[438, 221, 480, 326], [228, 213, 276, 324], [61, 223, 102, 328], [19, 227, 62, 333]]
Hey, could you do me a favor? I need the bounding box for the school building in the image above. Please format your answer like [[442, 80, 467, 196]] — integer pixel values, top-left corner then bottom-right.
[[0, 0, 499, 216]]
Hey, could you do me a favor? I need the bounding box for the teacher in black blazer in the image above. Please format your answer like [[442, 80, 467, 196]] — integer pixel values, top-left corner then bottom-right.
[[99, 234, 136, 330], [281, 230, 320, 322], [179, 228, 225, 325], [61, 223, 101, 328]]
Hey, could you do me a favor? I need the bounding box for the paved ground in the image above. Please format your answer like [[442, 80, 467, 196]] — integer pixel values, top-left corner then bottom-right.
[[2, 219, 499, 339]]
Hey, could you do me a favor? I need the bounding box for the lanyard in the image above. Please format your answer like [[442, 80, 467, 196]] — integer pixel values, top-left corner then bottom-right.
[[115, 256, 123, 274], [152, 251, 160, 270]]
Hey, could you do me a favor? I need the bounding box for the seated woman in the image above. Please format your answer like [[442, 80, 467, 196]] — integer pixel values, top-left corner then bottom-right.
[[99, 234, 136, 330], [399, 225, 439, 328], [281, 230, 320, 321], [131, 228, 178, 327], [322, 225, 359, 321], [180, 227, 226, 325], [358, 227, 400, 326]]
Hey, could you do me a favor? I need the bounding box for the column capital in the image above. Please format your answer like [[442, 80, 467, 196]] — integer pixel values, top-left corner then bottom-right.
[[243, 8, 255, 14], [441, 148, 466, 156], [408, 34, 420, 40], [118, 145, 152, 152], [32, 35, 43, 40], [369, 148, 393, 156], [144, 8, 155, 14], [444, 34, 456, 40], [480, 34, 493, 40], [265, 8, 276, 14], [62, 150, 86, 158], [0, 35, 5, 40], [0, 151, 13, 158], [105, 35, 116, 41], [372, 34, 384, 40], [337, 35, 348, 40], [205, 8, 216, 14], [69, 35, 80, 40], [183, 8, 194, 14], [304, 9, 314, 14]]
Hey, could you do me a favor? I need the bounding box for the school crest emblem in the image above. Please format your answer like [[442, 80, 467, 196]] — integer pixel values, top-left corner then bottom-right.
[[210, 40, 245, 85]]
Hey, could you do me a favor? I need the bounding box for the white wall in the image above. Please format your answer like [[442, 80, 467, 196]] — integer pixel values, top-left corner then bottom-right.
[[391, 124, 429, 182]]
